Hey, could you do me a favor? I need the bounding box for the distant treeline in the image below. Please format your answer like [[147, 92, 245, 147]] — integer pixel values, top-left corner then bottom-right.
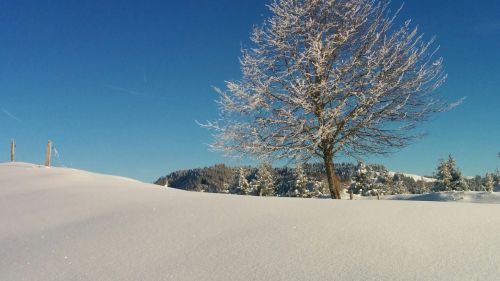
[[155, 160, 497, 197], [155, 162, 365, 195], [155, 158, 499, 197]]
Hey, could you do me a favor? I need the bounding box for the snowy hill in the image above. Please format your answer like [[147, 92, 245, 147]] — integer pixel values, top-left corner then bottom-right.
[[388, 171, 436, 183], [1, 162, 500, 281]]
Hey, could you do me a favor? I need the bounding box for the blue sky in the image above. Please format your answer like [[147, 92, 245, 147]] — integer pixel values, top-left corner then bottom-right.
[[0, 0, 498, 181]]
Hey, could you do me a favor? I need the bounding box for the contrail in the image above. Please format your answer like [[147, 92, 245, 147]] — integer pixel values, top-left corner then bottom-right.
[[104, 84, 145, 97], [1, 108, 22, 122], [472, 20, 500, 33], [104, 84, 168, 101]]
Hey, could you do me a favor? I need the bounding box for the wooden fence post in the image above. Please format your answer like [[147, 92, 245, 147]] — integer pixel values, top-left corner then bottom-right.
[[45, 140, 52, 167], [11, 139, 15, 162]]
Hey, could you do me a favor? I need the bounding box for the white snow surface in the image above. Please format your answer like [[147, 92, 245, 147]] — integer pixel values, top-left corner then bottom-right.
[[1, 162, 500, 281], [387, 191, 500, 204]]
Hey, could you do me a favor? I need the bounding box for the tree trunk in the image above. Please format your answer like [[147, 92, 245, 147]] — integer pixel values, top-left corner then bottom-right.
[[323, 149, 342, 200]]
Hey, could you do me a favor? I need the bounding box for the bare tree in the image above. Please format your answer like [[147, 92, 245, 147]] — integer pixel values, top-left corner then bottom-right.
[[202, 0, 450, 199]]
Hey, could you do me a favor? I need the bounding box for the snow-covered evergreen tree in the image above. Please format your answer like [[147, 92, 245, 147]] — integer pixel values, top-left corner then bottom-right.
[[311, 180, 327, 198], [392, 174, 409, 194], [289, 165, 309, 197], [434, 155, 467, 191], [435, 158, 453, 191], [447, 155, 467, 191], [457, 176, 469, 192], [351, 160, 375, 195], [376, 170, 393, 195], [415, 179, 430, 194], [252, 163, 276, 196], [484, 173, 494, 193], [494, 168, 500, 191], [469, 175, 483, 192], [236, 167, 251, 195]]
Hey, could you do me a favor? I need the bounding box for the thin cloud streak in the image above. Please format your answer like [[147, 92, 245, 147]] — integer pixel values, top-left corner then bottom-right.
[[104, 84, 169, 101], [104, 84, 145, 97], [1, 108, 22, 122], [471, 21, 500, 33]]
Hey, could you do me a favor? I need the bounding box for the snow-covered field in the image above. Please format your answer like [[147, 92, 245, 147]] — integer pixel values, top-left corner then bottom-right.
[[1, 162, 500, 281]]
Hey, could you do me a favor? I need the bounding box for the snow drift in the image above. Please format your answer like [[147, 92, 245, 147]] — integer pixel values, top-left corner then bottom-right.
[[388, 191, 500, 203], [1, 162, 499, 281]]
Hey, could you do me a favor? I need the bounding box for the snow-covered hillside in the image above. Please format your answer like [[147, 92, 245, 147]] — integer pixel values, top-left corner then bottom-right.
[[388, 171, 436, 183], [1, 162, 500, 281]]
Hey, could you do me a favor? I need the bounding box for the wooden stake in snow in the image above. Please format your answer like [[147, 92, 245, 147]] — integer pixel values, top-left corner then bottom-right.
[[45, 140, 52, 167], [11, 139, 15, 162]]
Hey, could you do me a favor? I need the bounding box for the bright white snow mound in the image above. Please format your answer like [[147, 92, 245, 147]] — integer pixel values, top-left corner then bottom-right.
[[1, 162, 500, 281]]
